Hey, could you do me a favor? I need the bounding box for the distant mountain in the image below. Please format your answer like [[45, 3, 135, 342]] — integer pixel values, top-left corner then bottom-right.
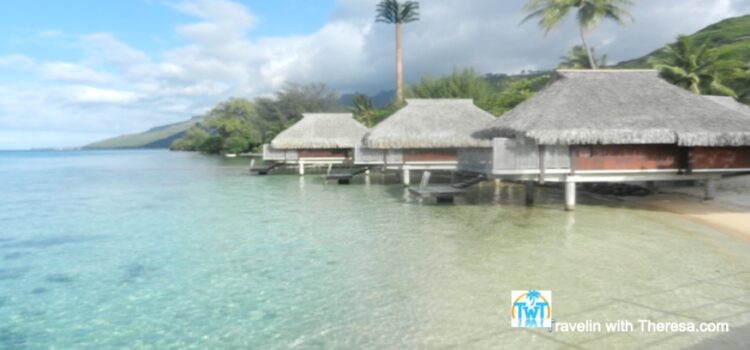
[[618, 15, 750, 68], [83, 116, 203, 149], [339, 90, 395, 108]]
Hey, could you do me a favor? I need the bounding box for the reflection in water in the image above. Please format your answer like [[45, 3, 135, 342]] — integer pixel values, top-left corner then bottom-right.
[[565, 212, 576, 237]]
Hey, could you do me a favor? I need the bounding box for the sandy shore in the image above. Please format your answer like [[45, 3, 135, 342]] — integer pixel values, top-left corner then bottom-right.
[[624, 176, 750, 240]]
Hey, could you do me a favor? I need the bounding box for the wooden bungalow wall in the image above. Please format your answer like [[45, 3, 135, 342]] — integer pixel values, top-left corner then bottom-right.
[[491, 139, 570, 172], [691, 147, 750, 169], [572, 145, 678, 171], [489, 138, 750, 174], [572, 145, 750, 171], [298, 149, 351, 159], [403, 149, 457, 162]]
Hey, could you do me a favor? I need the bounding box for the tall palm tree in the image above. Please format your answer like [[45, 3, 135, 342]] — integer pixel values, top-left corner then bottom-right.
[[652, 36, 738, 96], [376, 0, 420, 103], [522, 0, 633, 69], [559, 45, 607, 69]]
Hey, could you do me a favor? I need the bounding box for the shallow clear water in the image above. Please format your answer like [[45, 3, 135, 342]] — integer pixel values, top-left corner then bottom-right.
[[1, 150, 749, 349]]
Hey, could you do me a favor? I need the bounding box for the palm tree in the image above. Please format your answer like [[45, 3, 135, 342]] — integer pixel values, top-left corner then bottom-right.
[[734, 62, 750, 102], [376, 0, 420, 103], [522, 0, 633, 69], [559, 45, 607, 69], [351, 93, 375, 127], [652, 36, 738, 96]]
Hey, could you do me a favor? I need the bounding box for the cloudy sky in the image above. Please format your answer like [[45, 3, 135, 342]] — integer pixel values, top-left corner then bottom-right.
[[0, 0, 748, 149]]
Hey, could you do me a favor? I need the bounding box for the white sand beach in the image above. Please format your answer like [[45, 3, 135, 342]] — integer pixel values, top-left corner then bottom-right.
[[630, 176, 750, 240]]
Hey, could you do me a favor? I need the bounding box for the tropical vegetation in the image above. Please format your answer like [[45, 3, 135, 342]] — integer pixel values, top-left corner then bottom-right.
[[170, 83, 342, 154], [620, 15, 750, 101], [650, 36, 741, 96], [522, 0, 633, 69], [405, 69, 549, 115], [559, 45, 607, 69]]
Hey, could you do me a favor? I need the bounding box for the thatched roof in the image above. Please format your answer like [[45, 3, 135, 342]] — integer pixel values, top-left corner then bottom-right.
[[270, 113, 368, 149], [705, 96, 750, 117], [477, 70, 750, 146], [364, 99, 495, 149]]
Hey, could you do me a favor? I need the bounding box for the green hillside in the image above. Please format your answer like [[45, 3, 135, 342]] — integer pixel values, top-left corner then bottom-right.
[[83, 116, 203, 149], [618, 15, 750, 68]]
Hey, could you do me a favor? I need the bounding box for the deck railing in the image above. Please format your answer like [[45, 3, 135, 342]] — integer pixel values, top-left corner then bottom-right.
[[385, 150, 403, 164], [354, 146, 386, 164], [262, 144, 298, 161], [353, 147, 405, 165], [457, 148, 493, 173], [492, 138, 570, 174]]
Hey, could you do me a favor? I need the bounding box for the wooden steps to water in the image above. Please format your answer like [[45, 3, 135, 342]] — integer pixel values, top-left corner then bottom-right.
[[408, 172, 486, 203], [248, 159, 285, 175], [323, 165, 370, 184]]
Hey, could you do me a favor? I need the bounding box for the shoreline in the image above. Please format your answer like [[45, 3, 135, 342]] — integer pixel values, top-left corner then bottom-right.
[[625, 189, 750, 243]]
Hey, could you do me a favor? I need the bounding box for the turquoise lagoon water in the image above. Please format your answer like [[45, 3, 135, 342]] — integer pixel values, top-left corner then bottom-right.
[[1, 150, 749, 349]]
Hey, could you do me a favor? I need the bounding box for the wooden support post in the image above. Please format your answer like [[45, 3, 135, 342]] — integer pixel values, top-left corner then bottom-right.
[[565, 181, 576, 211], [524, 182, 535, 206], [298, 161, 305, 176], [403, 168, 410, 186], [494, 178, 501, 189], [538, 145, 546, 185], [704, 178, 717, 200]]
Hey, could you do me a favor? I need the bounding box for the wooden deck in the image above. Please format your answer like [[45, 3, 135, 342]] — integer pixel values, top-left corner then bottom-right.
[[249, 160, 285, 175], [408, 172, 486, 203], [408, 186, 466, 203], [323, 166, 369, 184]]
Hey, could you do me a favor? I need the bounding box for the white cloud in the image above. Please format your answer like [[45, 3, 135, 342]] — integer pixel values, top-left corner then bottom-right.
[[41, 62, 114, 84], [0, 54, 37, 69], [69, 86, 138, 104], [82, 33, 150, 66], [173, 0, 256, 44]]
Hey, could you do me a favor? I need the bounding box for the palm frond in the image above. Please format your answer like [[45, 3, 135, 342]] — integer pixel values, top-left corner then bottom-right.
[[375, 0, 420, 24]]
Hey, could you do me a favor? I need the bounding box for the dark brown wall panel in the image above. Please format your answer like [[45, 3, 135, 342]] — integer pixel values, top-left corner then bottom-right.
[[573, 145, 678, 171], [298, 149, 350, 158], [691, 147, 750, 169], [403, 149, 457, 162]]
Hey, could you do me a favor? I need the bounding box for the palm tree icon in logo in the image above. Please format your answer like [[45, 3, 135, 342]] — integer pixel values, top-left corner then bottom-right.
[[526, 290, 541, 307], [512, 290, 551, 328]]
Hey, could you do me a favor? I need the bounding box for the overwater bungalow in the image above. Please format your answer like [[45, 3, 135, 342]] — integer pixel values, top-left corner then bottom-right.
[[256, 113, 369, 175], [360, 99, 495, 185], [463, 70, 750, 210]]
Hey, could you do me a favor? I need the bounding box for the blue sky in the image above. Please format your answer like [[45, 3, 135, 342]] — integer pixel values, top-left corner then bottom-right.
[[0, 0, 748, 149], [0, 1, 335, 73]]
